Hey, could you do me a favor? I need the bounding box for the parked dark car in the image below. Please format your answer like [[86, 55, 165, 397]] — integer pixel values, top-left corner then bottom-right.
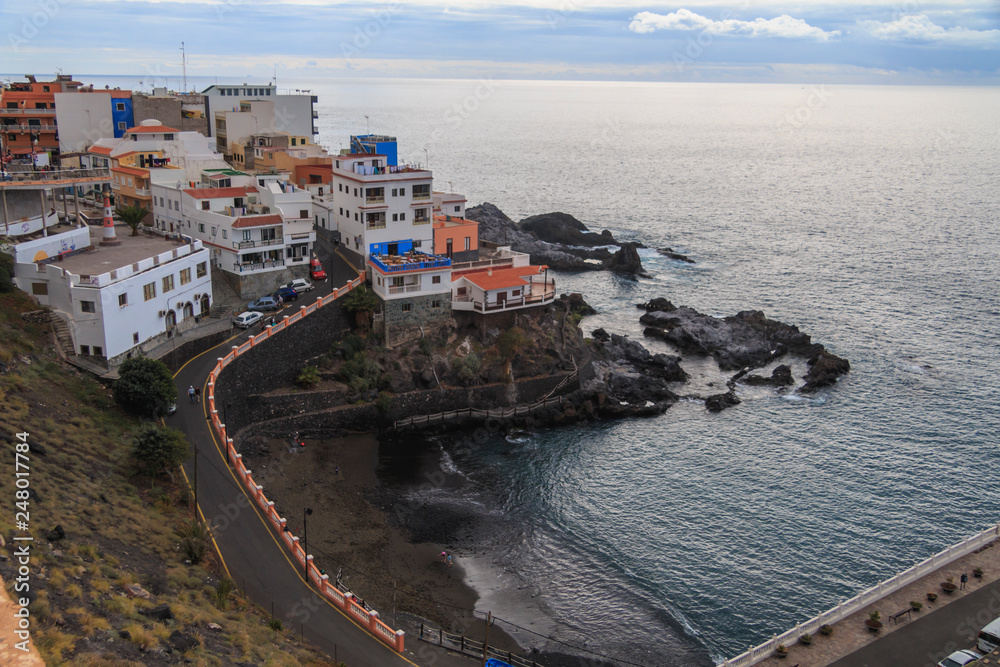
[[273, 287, 298, 302]]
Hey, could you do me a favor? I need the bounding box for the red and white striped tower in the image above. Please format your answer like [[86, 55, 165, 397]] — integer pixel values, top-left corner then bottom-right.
[[99, 194, 120, 246]]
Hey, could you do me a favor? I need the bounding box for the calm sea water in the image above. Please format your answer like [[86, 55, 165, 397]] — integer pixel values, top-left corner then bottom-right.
[[87, 76, 1000, 664]]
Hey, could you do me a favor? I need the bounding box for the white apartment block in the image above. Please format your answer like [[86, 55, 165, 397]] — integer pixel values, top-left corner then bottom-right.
[[201, 84, 317, 140], [151, 173, 315, 297], [13, 227, 211, 367], [321, 153, 435, 262]]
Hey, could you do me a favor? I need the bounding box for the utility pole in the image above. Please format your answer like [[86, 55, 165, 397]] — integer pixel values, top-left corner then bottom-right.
[[481, 611, 494, 667]]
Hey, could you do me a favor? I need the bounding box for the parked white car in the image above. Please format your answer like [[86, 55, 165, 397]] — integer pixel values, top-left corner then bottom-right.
[[281, 278, 314, 293], [939, 649, 983, 667], [233, 311, 264, 329]]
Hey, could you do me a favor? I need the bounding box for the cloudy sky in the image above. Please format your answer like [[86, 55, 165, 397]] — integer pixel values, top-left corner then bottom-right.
[[2, 0, 998, 84]]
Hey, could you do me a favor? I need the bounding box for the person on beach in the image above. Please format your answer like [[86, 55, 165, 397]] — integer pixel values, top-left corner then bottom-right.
[[447, 554, 453, 568], [440, 551, 447, 563]]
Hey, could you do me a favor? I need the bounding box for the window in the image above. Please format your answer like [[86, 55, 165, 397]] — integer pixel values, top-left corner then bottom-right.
[[402, 303, 412, 312], [143, 282, 156, 301], [465, 237, 471, 251], [116, 102, 125, 111], [400, 212, 406, 221], [198, 223, 205, 233], [81, 301, 96, 313], [512, 289, 520, 297], [399, 187, 405, 196], [391, 276, 404, 287], [93, 346, 103, 356], [117, 121, 126, 131], [355, 213, 359, 221], [163, 133, 174, 140], [180, 268, 191, 285], [432, 300, 441, 308], [211, 226, 216, 236], [339, 208, 343, 216], [455, 205, 461, 212], [432, 275, 441, 284], [162, 274, 175, 293], [299, 210, 308, 219], [339, 184, 343, 192], [261, 228, 277, 241], [80, 345, 90, 355], [392, 213, 398, 222], [118, 293, 128, 307], [243, 230, 252, 241], [196, 262, 207, 278], [43, 85, 50, 92], [133, 332, 139, 344], [354, 188, 358, 197], [201, 201, 210, 211], [31, 282, 48, 296], [222, 230, 227, 239]]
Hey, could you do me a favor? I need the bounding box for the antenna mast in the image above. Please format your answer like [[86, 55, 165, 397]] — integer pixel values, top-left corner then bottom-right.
[[181, 42, 187, 92]]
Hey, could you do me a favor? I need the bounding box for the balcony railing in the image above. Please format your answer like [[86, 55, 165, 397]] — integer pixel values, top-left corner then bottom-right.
[[365, 196, 385, 204], [413, 217, 431, 225], [412, 193, 431, 201], [2, 123, 57, 132], [234, 238, 283, 249], [370, 254, 451, 273], [134, 188, 150, 196], [0, 108, 56, 115], [366, 221, 386, 230], [452, 287, 556, 313], [233, 259, 285, 272]]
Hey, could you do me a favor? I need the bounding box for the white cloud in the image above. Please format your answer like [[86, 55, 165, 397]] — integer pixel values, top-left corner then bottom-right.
[[861, 15, 1000, 47], [629, 9, 841, 41]]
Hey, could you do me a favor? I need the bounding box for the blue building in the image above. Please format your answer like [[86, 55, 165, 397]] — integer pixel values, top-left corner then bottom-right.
[[351, 134, 398, 166], [109, 92, 134, 138]]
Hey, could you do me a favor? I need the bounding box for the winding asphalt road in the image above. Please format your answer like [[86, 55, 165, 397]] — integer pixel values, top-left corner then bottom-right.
[[167, 250, 469, 667]]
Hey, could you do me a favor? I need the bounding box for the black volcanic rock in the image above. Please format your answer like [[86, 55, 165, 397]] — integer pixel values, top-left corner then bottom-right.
[[740, 364, 794, 387], [802, 350, 851, 392], [606, 242, 650, 278], [657, 247, 695, 263], [639, 298, 677, 313], [520, 212, 618, 247], [705, 390, 741, 412]]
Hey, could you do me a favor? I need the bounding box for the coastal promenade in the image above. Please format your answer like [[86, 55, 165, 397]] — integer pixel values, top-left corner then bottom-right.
[[169, 250, 475, 667], [727, 527, 1000, 667]]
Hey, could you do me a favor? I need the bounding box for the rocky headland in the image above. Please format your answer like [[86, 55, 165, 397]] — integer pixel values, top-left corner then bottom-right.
[[467, 202, 650, 277]]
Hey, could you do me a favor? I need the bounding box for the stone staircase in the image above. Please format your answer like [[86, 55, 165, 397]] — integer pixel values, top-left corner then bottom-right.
[[49, 313, 75, 358]]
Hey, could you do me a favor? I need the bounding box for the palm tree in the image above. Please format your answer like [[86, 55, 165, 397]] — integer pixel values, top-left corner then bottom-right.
[[115, 203, 150, 236]]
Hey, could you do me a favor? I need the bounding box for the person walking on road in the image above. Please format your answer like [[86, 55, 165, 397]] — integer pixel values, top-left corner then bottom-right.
[[188, 386, 196, 404], [194, 386, 201, 400]]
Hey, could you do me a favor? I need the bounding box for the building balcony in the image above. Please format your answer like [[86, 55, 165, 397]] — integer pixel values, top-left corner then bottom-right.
[[134, 188, 150, 197], [370, 253, 451, 274], [234, 238, 283, 249], [365, 195, 385, 204], [232, 259, 285, 273], [388, 284, 423, 295], [366, 221, 386, 230], [412, 193, 431, 201], [413, 217, 431, 225], [0, 108, 56, 116], [452, 285, 556, 313], [3, 123, 58, 132]]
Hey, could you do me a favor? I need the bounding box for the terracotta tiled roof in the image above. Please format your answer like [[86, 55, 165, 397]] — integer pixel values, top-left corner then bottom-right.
[[462, 265, 545, 291], [112, 166, 148, 177], [88, 145, 113, 155], [127, 124, 179, 133], [231, 214, 283, 229]]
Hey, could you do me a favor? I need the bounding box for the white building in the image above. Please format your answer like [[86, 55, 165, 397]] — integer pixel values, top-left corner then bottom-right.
[[151, 173, 316, 297], [317, 152, 435, 263], [12, 226, 212, 367], [201, 84, 317, 141]]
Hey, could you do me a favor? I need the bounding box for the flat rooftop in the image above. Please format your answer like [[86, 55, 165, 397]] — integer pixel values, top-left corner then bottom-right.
[[57, 228, 195, 276]]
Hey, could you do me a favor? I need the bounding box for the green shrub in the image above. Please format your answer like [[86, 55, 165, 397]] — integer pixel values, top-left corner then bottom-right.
[[296, 365, 320, 389], [113, 357, 177, 418], [131, 424, 188, 479], [175, 520, 210, 564]]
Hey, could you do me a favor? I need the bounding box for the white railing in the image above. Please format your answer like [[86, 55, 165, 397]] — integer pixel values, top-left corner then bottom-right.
[[719, 525, 1000, 666]]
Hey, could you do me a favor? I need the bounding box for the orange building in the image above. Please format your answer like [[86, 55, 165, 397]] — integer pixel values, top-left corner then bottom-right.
[[432, 214, 478, 262], [1, 74, 82, 160]]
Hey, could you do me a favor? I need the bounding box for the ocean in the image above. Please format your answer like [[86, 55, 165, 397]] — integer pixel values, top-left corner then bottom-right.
[[80, 75, 1000, 664]]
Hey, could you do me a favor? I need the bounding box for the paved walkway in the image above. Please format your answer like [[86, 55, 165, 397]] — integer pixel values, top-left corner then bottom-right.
[[749, 533, 1000, 667]]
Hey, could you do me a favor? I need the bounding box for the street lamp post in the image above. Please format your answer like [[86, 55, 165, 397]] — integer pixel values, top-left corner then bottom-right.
[[303, 507, 313, 579]]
